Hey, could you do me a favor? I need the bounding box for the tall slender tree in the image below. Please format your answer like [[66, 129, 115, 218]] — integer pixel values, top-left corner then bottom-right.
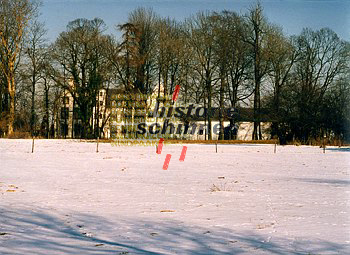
[[187, 12, 218, 139], [266, 28, 296, 142], [244, 3, 271, 140], [0, 0, 38, 135], [25, 20, 47, 136]]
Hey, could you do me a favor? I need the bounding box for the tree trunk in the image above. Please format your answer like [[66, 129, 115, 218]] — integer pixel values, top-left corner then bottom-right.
[[219, 73, 225, 140], [31, 76, 36, 136], [252, 45, 261, 140], [252, 82, 260, 140], [45, 87, 49, 139], [7, 72, 15, 136], [71, 98, 75, 138], [207, 81, 212, 140]]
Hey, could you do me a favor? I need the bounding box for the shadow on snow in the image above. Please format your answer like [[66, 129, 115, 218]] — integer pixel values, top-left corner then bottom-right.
[[0, 207, 348, 255]]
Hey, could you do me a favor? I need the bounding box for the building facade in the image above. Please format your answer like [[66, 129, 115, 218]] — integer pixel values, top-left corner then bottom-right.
[[56, 84, 271, 140]]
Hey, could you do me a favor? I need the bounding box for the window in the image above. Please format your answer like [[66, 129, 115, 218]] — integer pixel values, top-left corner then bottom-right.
[[100, 91, 103, 96], [99, 101, 103, 106], [64, 97, 69, 105]]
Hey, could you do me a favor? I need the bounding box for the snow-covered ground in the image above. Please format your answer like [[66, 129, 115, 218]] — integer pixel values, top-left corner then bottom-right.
[[0, 139, 349, 255]]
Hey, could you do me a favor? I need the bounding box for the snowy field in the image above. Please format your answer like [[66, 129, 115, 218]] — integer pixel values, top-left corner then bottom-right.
[[0, 139, 349, 255]]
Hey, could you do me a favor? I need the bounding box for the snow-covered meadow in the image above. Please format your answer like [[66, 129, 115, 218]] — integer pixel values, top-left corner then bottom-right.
[[0, 139, 349, 254]]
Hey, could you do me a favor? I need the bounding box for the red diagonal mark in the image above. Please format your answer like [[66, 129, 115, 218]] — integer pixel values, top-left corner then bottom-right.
[[163, 154, 171, 170], [179, 146, 187, 162], [158, 86, 187, 170], [157, 138, 164, 154], [172, 85, 181, 102]]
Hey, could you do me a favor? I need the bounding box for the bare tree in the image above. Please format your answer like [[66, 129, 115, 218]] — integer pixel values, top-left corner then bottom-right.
[[52, 18, 112, 138], [292, 28, 350, 142], [243, 3, 271, 140], [223, 12, 252, 108], [156, 17, 186, 96], [24, 20, 47, 136], [128, 7, 158, 94], [266, 28, 296, 142], [187, 12, 219, 140], [211, 11, 251, 139], [0, 0, 38, 135]]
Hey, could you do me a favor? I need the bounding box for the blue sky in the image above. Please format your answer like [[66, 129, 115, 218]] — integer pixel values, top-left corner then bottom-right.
[[40, 0, 350, 41]]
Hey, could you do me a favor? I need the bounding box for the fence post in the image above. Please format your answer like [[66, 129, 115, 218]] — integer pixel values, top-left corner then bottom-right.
[[96, 137, 99, 153], [32, 137, 35, 153]]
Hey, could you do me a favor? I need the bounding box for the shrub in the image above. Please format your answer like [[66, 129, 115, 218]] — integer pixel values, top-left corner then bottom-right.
[[210, 183, 233, 192]]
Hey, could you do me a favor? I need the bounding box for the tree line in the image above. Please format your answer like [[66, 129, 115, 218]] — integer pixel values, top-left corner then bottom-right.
[[1, 0, 349, 143]]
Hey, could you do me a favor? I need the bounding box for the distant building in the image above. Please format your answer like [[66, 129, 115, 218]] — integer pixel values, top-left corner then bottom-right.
[[181, 107, 271, 141], [54, 79, 118, 139], [56, 82, 272, 140]]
